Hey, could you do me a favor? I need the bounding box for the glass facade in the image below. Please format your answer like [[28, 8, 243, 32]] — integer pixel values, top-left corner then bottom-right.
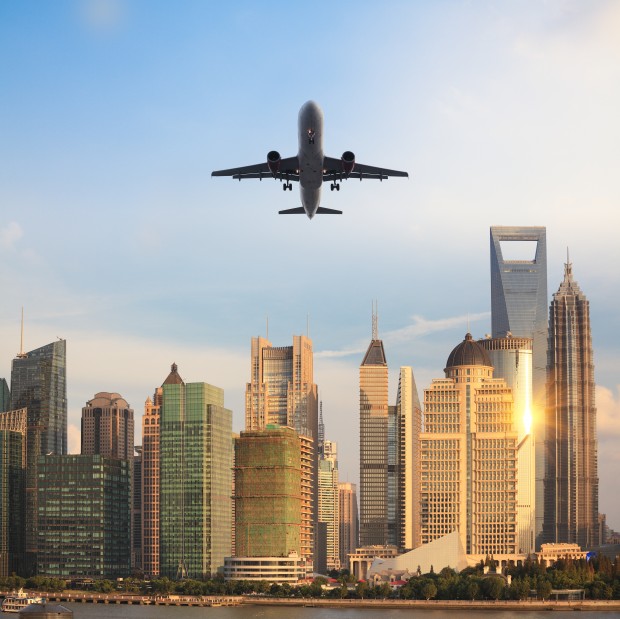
[[0, 409, 27, 577], [480, 336, 535, 554], [490, 226, 547, 544], [10, 340, 67, 574], [159, 382, 232, 579], [37, 454, 131, 578], [359, 338, 389, 546], [0, 379, 9, 413]]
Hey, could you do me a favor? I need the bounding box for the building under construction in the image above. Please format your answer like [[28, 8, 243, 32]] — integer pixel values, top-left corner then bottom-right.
[[234, 425, 302, 558]]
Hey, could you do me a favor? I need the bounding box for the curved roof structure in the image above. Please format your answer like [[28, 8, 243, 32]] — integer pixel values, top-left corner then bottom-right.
[[446, 333, 492, 369]]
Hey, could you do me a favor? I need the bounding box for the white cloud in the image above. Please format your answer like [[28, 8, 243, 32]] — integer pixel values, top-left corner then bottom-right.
[[0, 222, 23, 250], [316, 312, 490, 359], [68, 424, 81, 455], [597, 384, 620, 442], [78, 0, 126, 33]]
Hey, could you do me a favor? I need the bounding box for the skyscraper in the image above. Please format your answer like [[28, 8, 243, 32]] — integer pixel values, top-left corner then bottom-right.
[[359, 324, 389, 546], [159, 365, 233, 579], [338, 482, 358, 568], [544, 259, 598, 548], [0, 408, 26, 577], [490, 226, 547, 543], [244, 335, 318, 565], [395, 367, 422, 551], [420, 334, 518, 556], [141, 386, 162, 578], [234, 426, 302, 558], [0, 379, 9, 412], [479, 336, 535, 554], [317, 439, 339, 573], [245, 335, 318, 440], [132, 446, 142, 571], [10, 339, 67, 574], [37, 454, 131, 578], [81, 392, 134, 460]]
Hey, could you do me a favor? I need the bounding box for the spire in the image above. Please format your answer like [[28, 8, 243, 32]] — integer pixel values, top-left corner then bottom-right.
[[564, 247, 573, 282], [16, 307, 27, 359], [372, 300, 378, 340]]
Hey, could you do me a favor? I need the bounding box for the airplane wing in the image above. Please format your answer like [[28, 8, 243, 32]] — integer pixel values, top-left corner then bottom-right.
[[322, 156, 408, 181], [212, 157, 300, 182]]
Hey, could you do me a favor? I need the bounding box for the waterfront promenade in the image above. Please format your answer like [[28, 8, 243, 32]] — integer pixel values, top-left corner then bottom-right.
[[3, 591, 620, 611]]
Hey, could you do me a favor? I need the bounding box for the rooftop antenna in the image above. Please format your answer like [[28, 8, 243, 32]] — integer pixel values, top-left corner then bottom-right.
[[17, 307, 27, 358], [467, 313, 470, 334], [266, 314, 269, 341], [372, 300, 378, 340]]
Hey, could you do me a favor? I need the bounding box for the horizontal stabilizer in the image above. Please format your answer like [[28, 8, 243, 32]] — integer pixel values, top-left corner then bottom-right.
[[316, 207, 342, 215], [279, 207, 306, 215]]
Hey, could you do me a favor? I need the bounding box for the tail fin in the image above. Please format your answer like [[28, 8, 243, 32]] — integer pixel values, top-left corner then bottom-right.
[[279, 207, 306, 215], [316, 207, 342, 215]]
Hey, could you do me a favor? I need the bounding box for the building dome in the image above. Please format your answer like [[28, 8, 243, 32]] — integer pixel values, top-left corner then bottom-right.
[[445, 333, 492, 369]]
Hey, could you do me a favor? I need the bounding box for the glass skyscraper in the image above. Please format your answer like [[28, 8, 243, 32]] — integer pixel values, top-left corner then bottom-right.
[[0, 379, 9, 412], [10, 339, 67, 573], [359, 336, 389, 546], [490, 226, 547, 544], [159, 366, 233, 579], [37, 454, 131, 578], [544, 259, 598, 548], [480, 336, 535, 554], [0, 408, 26, 577]]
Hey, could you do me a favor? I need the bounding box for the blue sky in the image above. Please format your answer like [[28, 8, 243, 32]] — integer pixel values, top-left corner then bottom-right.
[[1, 1, 620, 526]]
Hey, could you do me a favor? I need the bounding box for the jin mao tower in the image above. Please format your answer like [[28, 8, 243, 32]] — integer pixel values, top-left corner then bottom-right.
[[544, 258, 598, 548]]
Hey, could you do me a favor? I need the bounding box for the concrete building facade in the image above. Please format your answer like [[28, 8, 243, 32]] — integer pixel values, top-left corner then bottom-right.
[[141, 387, 161, 577], [420, 334, 518, 556], [338, 482, 358, 569], [81, 392, 134, 460], [395, 367, 422, 551], [317, 440, 339, 572]]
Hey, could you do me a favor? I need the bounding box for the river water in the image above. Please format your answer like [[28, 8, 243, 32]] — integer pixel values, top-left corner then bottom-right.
[[51, 604, 619, 618]]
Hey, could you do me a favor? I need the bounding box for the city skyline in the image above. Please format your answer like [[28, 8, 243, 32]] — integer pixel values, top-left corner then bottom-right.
[[1, 0, 619, 529]]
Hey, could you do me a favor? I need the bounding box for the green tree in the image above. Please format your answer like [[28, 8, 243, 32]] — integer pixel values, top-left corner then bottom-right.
[[536, 578, 552, 601], [481, 577, 504, 600], [421, 580, 437, 600]]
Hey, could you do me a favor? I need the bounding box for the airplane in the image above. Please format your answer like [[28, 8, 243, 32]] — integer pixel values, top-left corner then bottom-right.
[[211, 100, 409, 219]]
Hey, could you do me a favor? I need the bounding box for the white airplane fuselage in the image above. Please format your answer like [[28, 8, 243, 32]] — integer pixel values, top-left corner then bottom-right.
[[297, 101, 324, 218]]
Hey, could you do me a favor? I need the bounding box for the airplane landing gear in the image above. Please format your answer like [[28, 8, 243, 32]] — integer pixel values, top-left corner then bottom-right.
[[330, 183, 340, 192], [282, 182, 292, 191]]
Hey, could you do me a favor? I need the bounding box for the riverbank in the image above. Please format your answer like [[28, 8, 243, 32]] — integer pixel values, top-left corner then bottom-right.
[[243, 597, 620, 611], [3, 591, 620, 611]]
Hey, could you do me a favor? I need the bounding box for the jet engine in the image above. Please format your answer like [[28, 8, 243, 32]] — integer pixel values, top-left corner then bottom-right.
[[267, 150, 281, 175], [341, 151, 355, 175]]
